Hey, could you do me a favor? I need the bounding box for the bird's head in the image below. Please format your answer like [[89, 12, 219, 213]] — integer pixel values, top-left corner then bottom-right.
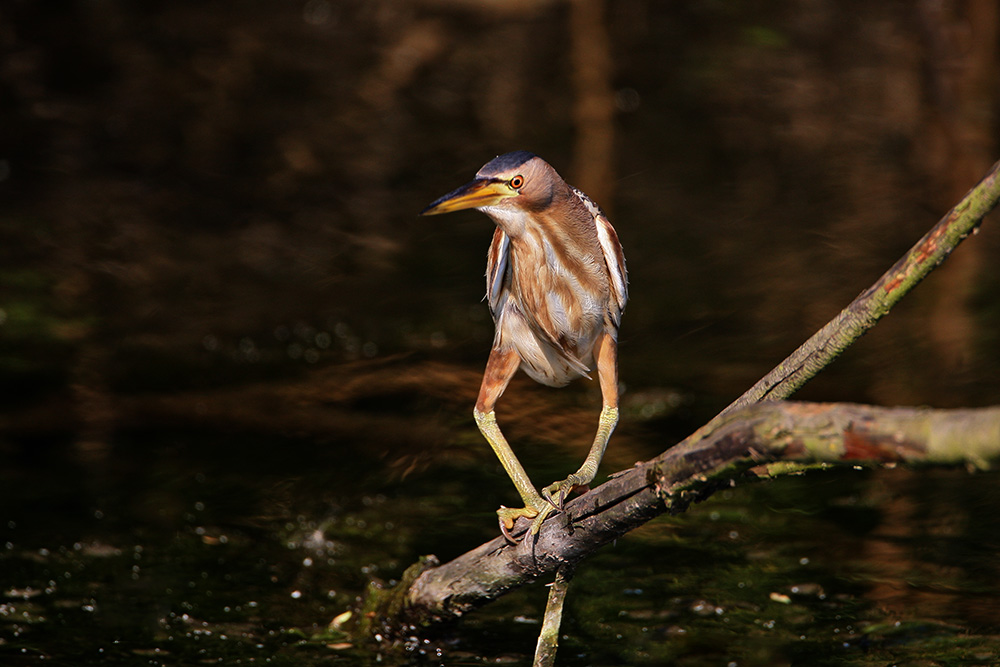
[[420, 151, 557, 219]]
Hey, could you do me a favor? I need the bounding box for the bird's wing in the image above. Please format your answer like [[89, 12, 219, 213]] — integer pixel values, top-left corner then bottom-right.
[[572, 188, 628, 325], [485, 226, 510, 316]]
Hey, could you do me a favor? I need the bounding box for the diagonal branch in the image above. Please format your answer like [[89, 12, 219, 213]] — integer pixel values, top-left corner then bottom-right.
[[722, 159, 1000, 415], [396, 402, 1000, 629], [359, 159, 1000, 639]]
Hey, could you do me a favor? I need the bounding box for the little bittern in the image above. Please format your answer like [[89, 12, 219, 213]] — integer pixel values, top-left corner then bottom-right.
[[421, 151, 627, 539]]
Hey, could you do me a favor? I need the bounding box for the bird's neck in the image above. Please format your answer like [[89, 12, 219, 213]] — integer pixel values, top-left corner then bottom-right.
[[480, 205, 532, 239], [480, 186, 582, 241]]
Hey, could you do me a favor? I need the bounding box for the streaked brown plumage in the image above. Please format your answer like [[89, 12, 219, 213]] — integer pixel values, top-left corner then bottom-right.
[[421, 151, 627, 539]]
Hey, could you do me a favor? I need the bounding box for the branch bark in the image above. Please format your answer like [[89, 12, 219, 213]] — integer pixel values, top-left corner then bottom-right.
[[357, 159, 1000, 640], [393, 402, 1000, 630]]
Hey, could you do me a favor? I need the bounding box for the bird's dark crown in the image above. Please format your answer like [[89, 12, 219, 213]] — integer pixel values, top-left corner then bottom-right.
[[478, 151, 538, 177]]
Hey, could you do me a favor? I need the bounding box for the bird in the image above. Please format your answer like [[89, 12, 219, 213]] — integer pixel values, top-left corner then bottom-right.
[[421, 151, 628, 539]]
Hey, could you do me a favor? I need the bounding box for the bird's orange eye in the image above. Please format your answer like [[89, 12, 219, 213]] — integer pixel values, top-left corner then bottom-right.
[[509, 175, 524, 189]]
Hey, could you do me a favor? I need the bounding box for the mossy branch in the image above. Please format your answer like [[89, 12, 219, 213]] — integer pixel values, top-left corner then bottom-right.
[[722, 159, 1000, 414], [361, 159, 1000, 640], [395, 402, 1000, 630]]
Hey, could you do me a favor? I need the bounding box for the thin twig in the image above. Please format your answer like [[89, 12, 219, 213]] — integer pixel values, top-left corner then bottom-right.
[[533, 564, 575, 667]]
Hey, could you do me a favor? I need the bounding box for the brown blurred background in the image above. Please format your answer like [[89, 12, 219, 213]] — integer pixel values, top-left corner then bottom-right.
[[2, 0, 999, 451]]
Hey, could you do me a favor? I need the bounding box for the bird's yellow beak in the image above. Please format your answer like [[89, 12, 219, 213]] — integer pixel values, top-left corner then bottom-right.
[[420, 179, 513, 216]]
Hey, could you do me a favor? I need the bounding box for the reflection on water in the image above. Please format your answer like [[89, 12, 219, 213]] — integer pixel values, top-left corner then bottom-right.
[[2, 1, 1000, 664]]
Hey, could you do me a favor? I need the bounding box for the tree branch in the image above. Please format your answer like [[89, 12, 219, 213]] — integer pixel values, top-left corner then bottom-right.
[[357, 159, 1000, 641], [723, 158, 1000, 415], [395, 402, 1000, 630]]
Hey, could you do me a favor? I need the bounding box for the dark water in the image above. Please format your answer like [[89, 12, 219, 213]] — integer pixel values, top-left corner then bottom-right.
[[3, 1, 1000, 665], [4, 428, 1000, 665]]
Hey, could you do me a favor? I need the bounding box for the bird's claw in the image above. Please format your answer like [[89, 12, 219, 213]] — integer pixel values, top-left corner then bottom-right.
[[541, 474, 589, 510], [497, 476, 594, 542], [497, 504, 538, 543], [497, 498, 559, 542]]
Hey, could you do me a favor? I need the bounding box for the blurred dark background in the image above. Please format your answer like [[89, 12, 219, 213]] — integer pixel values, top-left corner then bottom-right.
[[1, 0, 999, 469], [2, 2, 1000, 664]]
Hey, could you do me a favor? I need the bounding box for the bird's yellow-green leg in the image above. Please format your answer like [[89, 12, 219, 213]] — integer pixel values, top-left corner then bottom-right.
[[476, 346, 556, 539], [542, 332, 620, 510], [541, 405, 618, 508], [474, 409, 553, 534]]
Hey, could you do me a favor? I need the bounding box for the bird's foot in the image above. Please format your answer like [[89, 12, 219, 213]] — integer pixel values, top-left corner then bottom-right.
[[497, 498, 559, 542], [541, 474, 591, 510]]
